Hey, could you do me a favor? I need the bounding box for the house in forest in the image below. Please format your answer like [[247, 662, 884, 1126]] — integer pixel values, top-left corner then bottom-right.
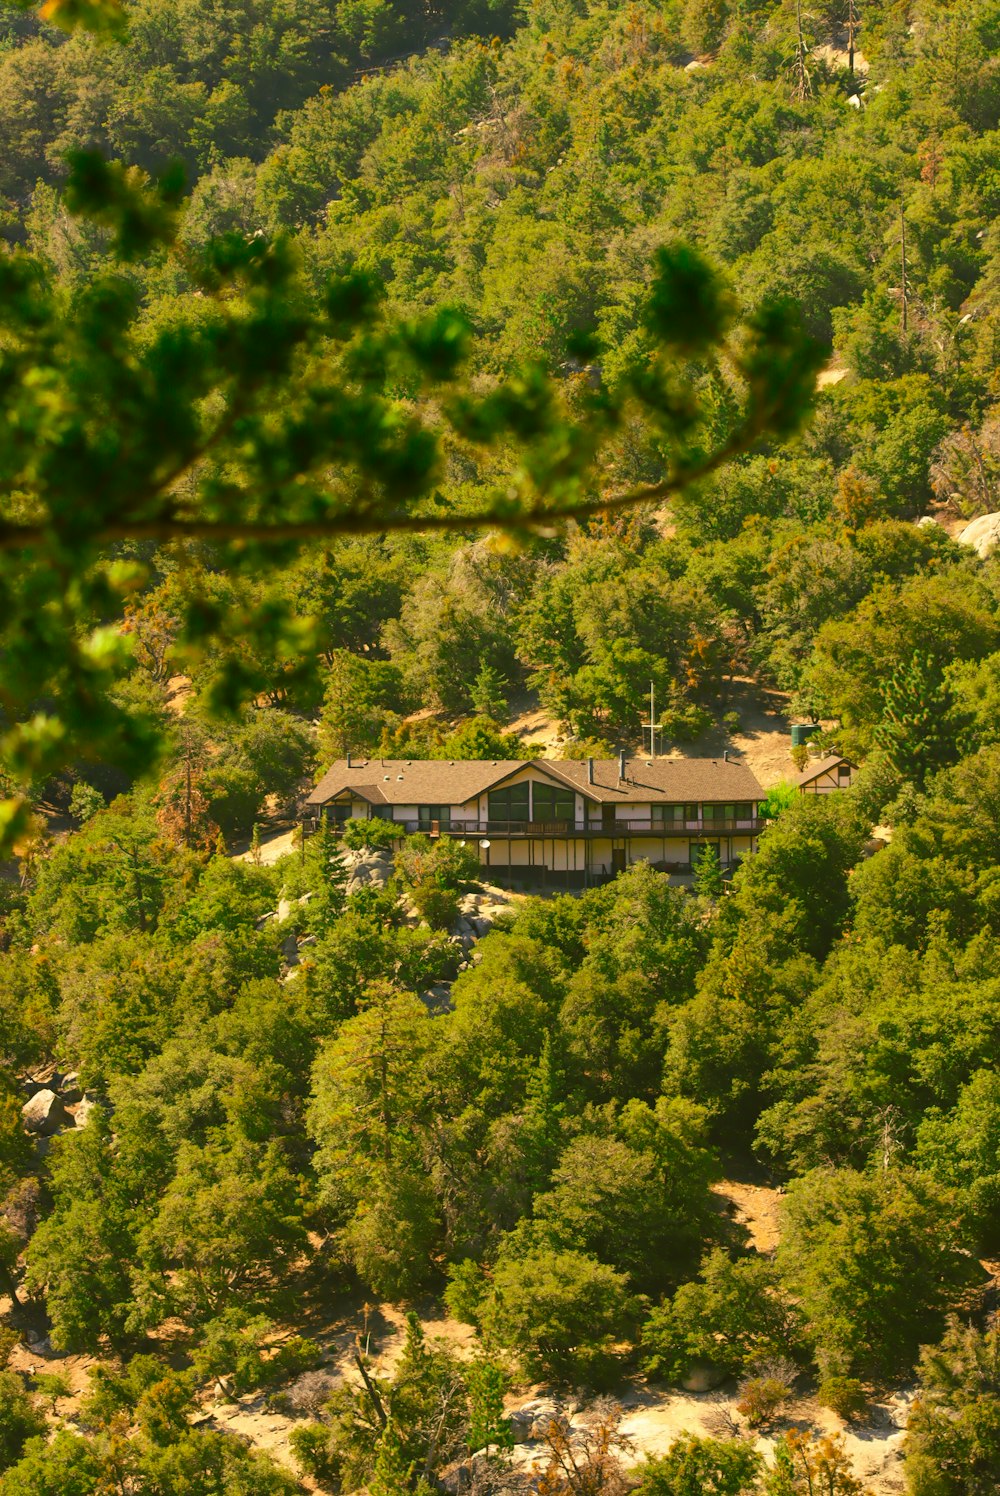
[[792, 753, 856, 795], [305, 753, 765, 887]]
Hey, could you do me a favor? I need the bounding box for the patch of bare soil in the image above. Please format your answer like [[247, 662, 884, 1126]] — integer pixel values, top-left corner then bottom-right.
[[712, 1180, 785, 1256], [232, 826, 300, 866], [165, 674, 192, 717], [506, 697, 566, 754], [923, 501, 974, 540], [0, 1298, 102, 1429], [506, 1378, 909, 1493], [505, 679, 804, 789], [5, 1308, 909, 1495], [813, 40, 869, 74], [196, 1262, 913, 1496], [208, 1394, 316, 1483], [2, 1270, 911, 1493], [817, 360, 849, 389], [199, 1291, 478, 1482], [722, 683, 798, 790], [671, 678, 798, 790]]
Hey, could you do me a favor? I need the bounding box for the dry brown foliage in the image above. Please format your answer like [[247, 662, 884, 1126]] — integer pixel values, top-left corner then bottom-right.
[[533, 1399, 633, 1496]]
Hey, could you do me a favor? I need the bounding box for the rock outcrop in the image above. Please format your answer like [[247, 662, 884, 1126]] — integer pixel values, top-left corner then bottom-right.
[[21, 1089, 69, 1136], [958, 512, 1000, 558], [343, 848, 394, 896]]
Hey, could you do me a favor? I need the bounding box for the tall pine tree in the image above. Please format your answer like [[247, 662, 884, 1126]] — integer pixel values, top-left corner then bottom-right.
[[875, 652, 970, 789]]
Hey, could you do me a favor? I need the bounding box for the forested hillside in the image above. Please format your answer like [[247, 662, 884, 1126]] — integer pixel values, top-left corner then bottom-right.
[[2, 0, 1000, 1492], [1, 0, 999, 771]]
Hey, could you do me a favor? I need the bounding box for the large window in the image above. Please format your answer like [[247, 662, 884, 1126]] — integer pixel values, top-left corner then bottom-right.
[[703, 803, 754, 824], [488, 783, 529, 823], [533, 783, 575, 822], [653, 803, 699, 826], [418, 805, 451, 830]]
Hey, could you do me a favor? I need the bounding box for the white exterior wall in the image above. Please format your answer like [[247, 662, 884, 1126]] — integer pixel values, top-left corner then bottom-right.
[[800, 765, 854, 794], [486, 837, 590, 873], [326, 772, 759, 879], [610, 803, 648, 823]]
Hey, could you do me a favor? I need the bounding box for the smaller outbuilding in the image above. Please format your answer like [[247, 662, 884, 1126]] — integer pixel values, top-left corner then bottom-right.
[[792, 753, 856, 794]]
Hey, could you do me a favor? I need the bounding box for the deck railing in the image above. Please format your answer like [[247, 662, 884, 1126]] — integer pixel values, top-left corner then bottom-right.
[[341, 817, 763, 837]]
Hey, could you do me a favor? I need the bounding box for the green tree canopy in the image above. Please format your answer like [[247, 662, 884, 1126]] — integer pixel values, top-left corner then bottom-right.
[[777, 1167, 978, 1379]]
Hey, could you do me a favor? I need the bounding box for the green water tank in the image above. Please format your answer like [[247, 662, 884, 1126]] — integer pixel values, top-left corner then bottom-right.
[[791, 724, 818, 748]]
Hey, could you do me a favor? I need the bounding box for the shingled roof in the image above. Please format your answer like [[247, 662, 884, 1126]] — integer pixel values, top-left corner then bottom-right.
[[306, 756, 764, 808], [542, 756, 764, 803], [789, 753, 852, 788], [306, 759, 521, 808]]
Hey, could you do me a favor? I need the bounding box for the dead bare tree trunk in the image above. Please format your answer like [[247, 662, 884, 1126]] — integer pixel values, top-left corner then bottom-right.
[[354, 1348, 388, 1429], [793, 0, 812, 100]]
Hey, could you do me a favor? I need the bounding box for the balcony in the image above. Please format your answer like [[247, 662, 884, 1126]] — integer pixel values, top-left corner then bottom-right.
[[356, 817, 763, 838]]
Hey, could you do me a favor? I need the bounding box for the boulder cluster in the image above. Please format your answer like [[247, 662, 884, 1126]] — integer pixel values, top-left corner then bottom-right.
[[257, 847, 517, 1007], [20, 1069, 96, 1146]]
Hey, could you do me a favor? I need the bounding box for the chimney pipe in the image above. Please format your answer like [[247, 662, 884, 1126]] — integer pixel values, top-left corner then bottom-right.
[[587, 757, 594, 784], [723, 749, 728, 762], [347, 750, 352, 768], [618, 749, 626, 783]]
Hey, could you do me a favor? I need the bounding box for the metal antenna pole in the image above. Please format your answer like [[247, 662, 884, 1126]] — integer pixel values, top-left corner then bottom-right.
[[644, 681, 663, 758]]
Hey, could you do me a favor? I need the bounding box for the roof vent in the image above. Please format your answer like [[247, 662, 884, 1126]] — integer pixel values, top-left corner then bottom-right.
[[397, 774, 404, 781], [646, 761, 653, 767], [383, 775, 390, 781], [587, 757, 594, 784], [618, 749, 626, 783], [723, 749, 729, 762]]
